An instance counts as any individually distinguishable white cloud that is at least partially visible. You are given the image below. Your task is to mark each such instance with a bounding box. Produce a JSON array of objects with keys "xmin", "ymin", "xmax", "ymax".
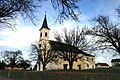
[
  {"xmin": 0, "ymin": 25, "xmax": 40, "ymax": 60},
  {"xmin": 0, "ymin": 26, "xmax": 39, "ymax": 48},
  {"xmin": 50, "ymin": 20, "xmax": 80, "ymax": 40}
]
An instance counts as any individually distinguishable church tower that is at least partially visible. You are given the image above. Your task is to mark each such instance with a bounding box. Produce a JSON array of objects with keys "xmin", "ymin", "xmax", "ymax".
[
  {"xmin": 39, "ymin": 14, "xmax": 50, "ymax": 41},
  {"xmin": 37, "ymin": 14, "xmax": 50, "ymax": 71}
]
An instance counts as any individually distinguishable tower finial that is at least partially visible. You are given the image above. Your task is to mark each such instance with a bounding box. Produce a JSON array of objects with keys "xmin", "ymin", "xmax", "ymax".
[
  {"xmin": 45, "ymin": 11, "xmax": 47, "ymax": 16},
  {"xmin": 39, "ymin": 13, "xmax": 50, "ymax": 31}
]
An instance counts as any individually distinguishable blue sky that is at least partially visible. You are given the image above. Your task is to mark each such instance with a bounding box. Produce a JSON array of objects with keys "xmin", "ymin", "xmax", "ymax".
[{"xmin": 0, "ymin": 0, "xmax": 120, "ymax": 65}]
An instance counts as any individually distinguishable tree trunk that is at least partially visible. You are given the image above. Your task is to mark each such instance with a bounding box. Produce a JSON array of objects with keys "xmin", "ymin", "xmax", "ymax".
[
  {"xmin": 117, "ymin": 47, "xmax": 120, "ymax": 54},
  {"xmin": 69, "ymin": 62, "xmax": 73, "ymax": 70},
  {"xmin": 38, "ymin": 61, "xmax": 40, "ymax": 71},
  {"xmin": 43, "ymin": 64, "xmax": 46, "ymax": 71},
  {"xmin": 11, "ymin": 66, "xmax": 13, "ymax": 70}
]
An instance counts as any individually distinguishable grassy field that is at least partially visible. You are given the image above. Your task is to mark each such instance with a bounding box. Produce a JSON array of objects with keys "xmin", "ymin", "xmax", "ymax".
[{"xmin": 0, "ymin": 67, "xmax": 120, "ymax": 80}]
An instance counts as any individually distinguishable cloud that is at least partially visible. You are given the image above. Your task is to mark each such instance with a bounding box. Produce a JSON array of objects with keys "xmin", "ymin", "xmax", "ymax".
[
  {"xmin": 0, "ymin": 26, "xmax": 39, "ymax": 48},
  {"xmin": 50, "ymin": 20, "xmax": 82, "ymax": 40},
  {"xmin": 0, "ymin": 25, "xmax": 40, "ymax": 60}
]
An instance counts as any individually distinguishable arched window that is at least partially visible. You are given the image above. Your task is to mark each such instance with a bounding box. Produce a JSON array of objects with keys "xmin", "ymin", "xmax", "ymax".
[
  {"xmin": 45, "ymin": 32, "xmax": 47, "ymax": 37},
  {"xmin": 40, "ymin": 33, "xmax": 42, "ymax": 37}
]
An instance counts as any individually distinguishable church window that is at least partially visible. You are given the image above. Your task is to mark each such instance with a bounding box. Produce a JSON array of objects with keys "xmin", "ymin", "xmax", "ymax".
[
  {"xmin": 75, "ymin": 58, "xmax": 77, "ymax": 62},
  {"xmin": 40, "ymin": 33, "xmax": 42, "ymax": 37},
  {"xmin": 45, "ymin": 32, "xmax": 47, "ymax": 37},
  {"xmin": 91, "ymin": 58, "xmax": 94, "ymax": 62},
  {"xmin": 39, "ymin": 44, "xmax": 41, "ymax": 47}
]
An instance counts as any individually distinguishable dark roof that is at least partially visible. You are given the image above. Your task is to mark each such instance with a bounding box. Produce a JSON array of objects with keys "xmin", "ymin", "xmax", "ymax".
[
  {"xmin": 84, "ymin": 53, "xmax": 94, "ymax": 57},
  {"xmin": 111, "ymin": 59, "xmax": 120, "ymax": 62},
  {"xmin": 39, "ymin": 15, "xmax": 50, "ymax": 30},
  {"xmin": 96, "ymin": 63, "xmax": 109, "ymax": 66},
  {"xmin": 49, "ymin": 40, "xmax": 94, "ymax": 57}
]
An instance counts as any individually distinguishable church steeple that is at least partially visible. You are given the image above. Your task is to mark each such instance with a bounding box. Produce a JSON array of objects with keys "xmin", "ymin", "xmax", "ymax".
[
  {"xmin": 39, "ymin": 15, "xmax": 50, "ymax": 31},
  {"xmin": 39, "ymin": 14, "xmax": 50, "ymax": 41},
  {"xmin": 38, "ymin": 14, "xmax": 50, "ymax": 71}
]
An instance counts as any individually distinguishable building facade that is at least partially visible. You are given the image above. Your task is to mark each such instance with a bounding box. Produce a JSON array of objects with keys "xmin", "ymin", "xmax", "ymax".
[
  {"xmin": 37, "ymin": 15, "xmax": 95, "ymax": 71},
  {"xmin": 96, "ymin": 63, "xmax": 109, "ymax": 68},
  {"xmin": 111, "ymin": 59, "xmax": 120, "ymax": 67}
]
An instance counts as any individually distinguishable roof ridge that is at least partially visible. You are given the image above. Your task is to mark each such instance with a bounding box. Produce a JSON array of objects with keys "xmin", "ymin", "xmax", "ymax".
[{"xmin": 49, "ymin": 40, "xmax": 94, "ymax": 57}]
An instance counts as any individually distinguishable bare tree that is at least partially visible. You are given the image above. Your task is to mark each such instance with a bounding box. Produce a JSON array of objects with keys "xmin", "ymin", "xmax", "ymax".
[
  {"xmin": 50, "ymin": 41, "xmax": 79, "ymax": 70},
  {"xmin": 1, "ymin": 50, "xmax": 23, "ymax": 69},
  {"xmin": 29, "ymin": 42, "xmax": 39, "ymax": 62},
  {"xmin": 53, "ymin": 27, "xmax": 91, "ymax": 70},
  {"xmin": 88, "ymin": 15, "xmax": 120, "ymax": 55},
  {"xmin": 50, "ymin": 0, "xmax": 80, "ymax": 23},
  {"xmin": 116, "ymin": 6, "xmax": 120, "ymax": 18},
  {"xmin": 0, "ymin": 61, "xmax": 6, "ymax": 69},
  {"xmin": 54, "ymin": 27, "xmax": 92, "ymax": 52},
  {"xmin": 29, "ymin": 41, "xmax": 57, "ymax": 71},
  {"xmin": 29, "ymin": 41, "xmax": 40, "ymax": 70},
  {"xmin": 0, "ymin": 0, "xmax": 80, "ymax": 29},
  {"xmin": 0, "ymin": 0, "xmax": 39, "ymax": 29}
]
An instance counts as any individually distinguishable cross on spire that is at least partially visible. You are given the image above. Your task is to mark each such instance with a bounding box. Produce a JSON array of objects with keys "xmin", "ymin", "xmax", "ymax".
[
  {"xmin": 39, "ymin": 13, "xmax": 50, "ymax": 30},
  {"xmin": 45, "ymin": 11, "xmax": 47, "ymax": 16}
]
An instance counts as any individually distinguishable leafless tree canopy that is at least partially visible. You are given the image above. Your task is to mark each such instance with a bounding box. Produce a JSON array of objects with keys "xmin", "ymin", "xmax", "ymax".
[
  {"xmin": 116, "ymin": 6, "xmax": 120, "ymax": 18},
  {"xmin": 54, "ymin": 27, "xmax": 92, "ymax": 69},
  {"xmin": 29, "ymin": 41, "xmax": 39, "ymax": 61},
  {"xmin": 29, "ymin": 41, "xmax": 57, "ymax": 71},
  {"xmin": 0, "ymin": 50, "xmax": 23, "ymax": 69},
  {"xmin": 1, "ymin": 50, "xmax": 23, "ymax": 63},
  {"xmin": 51, "ymin": 0, "xmax": 80, "ymax": 23},
  {"xmin": 0, "ymin": 0, "xmax": 39, "ymax": 29},
  {"xmin": 89, "ymin": 15, "xmax": 120, "ymax": 54},
  {"xmin": 0, "ymin": 0, "xmax": 80, "ymax": 29},
  {"xmin": 54, "ymin": 27, "xmax": 91, "ymax": 51}
]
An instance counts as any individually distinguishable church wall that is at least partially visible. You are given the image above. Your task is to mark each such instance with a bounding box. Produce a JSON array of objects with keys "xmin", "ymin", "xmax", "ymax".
[
  {"xmin": 46, "ymin": 55, "xmax": 95, "ymax": 70},
  {"xmin": 38, "ymin": 48, "xmax": 95, "ymax": 71}
]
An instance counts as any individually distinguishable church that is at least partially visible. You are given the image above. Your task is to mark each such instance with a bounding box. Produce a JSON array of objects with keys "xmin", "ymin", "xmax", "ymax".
[{"xmin": 37, "ymin": 15, "xmax": 95, "ymax": 71}]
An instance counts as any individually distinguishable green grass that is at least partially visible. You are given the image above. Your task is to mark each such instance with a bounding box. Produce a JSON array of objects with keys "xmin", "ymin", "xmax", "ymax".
[
  {"xmin": 48, "ymin": 67, "xmax": 120, "ymax": 73},
  {"xmin": 0, "ymin": 67, "xmax": 120, "ymax": 80}
]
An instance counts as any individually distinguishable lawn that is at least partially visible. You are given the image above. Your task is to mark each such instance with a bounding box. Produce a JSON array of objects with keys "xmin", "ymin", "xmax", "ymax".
[{"xmin": 0, "ymin": 67, "xmax": 120, "ymax": 80}]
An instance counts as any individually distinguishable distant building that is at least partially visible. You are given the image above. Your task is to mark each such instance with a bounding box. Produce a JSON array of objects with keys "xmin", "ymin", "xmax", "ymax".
[
  {"xmin": 4, "ymin": 67, "xmax": 20, "ymax": 70},
  {"xmin": 96, "ymin": 63, "xmax": 109, "ymax": 68},
  {"xmin": 111, "ymin": 59, "xmax": 120, "ymax": 67},
  {"xmin": 37, "ymin": 15, "xmax": 95, "ymax": 71}
]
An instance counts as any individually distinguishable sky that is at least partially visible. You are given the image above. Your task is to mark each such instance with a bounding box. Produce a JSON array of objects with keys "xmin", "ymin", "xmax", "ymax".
[{"xmin": 0, "ymin": 0, "xmax": 120, "ymax": 65}]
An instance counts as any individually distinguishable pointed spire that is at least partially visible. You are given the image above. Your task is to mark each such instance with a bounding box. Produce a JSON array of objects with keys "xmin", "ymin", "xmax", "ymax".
[{"xmin": 39, "ymin": 14, "xmax": 50, "ymax": 30}]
